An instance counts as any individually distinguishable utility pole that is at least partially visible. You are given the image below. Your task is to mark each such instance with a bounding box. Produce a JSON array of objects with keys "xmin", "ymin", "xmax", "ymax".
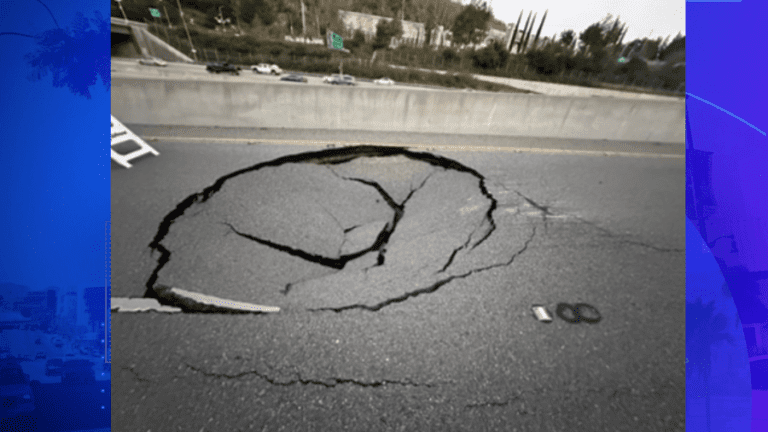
[
  {"xmin": 175, "ymin": 0, "xmax": 198, "ymax": 61},
  {"xmin": 301, "ymin": 0, "xmax": 307, "ymax": 42},
  {"xmin": 115, "ymin": 0, "xmax": 128, "ymax": 21},
  {"xmin": 161, "ymin": 3, "xmax": 173, "ymax": 29}
]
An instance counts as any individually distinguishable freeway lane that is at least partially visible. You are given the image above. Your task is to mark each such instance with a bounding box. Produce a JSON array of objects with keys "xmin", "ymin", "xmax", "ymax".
[
  {"xmin": 112, "ymin": 58, "xmax": 476, "ymax": 93},
  {"xmin": 111, "ymin": 130, "xmax": 684, "ymax": 431}
]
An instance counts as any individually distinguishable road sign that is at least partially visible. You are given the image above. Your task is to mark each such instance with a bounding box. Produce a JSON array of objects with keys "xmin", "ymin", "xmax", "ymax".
[
  {"xmin": 149, "ymin": 8, "xmax": 161, "ymax": 18},
  {"xmin": 328, "ymin": 32, "xmax": 343, "ymax": 50}
]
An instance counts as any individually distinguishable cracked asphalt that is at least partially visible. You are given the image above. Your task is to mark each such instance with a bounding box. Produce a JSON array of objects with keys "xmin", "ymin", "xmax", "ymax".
[{"xmin": 111, "ymin": 128, "xmax": 685, "ymax": 431}]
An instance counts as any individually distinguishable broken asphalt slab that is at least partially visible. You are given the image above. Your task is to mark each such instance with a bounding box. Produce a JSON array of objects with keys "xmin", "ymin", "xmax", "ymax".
[{"xmin": 145, "ymin": 146, "xmax": 533, "ymax": 312}]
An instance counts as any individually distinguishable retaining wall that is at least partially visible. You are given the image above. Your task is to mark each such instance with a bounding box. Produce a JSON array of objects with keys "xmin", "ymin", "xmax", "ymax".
[{"xmin": 111, "ymin": 77, "xmax": 685, "ymax": 143}]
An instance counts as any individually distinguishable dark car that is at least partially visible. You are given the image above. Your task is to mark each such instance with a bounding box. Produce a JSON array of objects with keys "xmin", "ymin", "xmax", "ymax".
[
  {"xmin": 206, "ymin": 62, "xmax": 240, "ymax": 75},
  {"xmin": 0, "ymin": 360, "xmax": 35, "ymax": 418},
  {"xmin": 280, "ymin": 74, "xmax": 308, "ymax": 83}
]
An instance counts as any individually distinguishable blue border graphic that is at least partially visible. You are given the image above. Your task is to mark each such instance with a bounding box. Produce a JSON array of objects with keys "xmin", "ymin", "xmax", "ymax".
[
  {"xmin": 0, "ymin": 1, "xmax": 111, "ymax": 430},
  {"xmin": 687, "ymin": 1, "xmax": 768, "ymax": 431}
]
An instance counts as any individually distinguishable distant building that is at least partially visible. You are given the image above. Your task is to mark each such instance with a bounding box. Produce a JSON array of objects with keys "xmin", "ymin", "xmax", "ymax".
[
  {"xmin": 0, "ymin": 312, "xmax": 31, "ymax": 331},
  {"xmin": 83, "ymin": 287, "xmax": 106, "ymax": 332},
  {"xmin": 0, "ymin": 283, "xmax": 29, "ymax": 309},
  {"xmin": 12, "ymin": 291, "xmax": 53, "ymax": 330},
  {"xmin": 338, "ymin": 10, "xmax": 426, "ymax": 47},
  {"xmin": 59, "ymin": 290, "xmax": 80, "ymax": 327}
]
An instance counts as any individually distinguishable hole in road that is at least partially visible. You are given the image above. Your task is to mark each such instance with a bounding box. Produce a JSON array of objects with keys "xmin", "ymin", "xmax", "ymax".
[{"xmin": 144, "ymin": 146, "xmax": 536, "ymax": 313}]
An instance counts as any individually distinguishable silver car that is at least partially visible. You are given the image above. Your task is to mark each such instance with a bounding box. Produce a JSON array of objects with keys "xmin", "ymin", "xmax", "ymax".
[{"xmin": 327, "ymin": 75, "xmax": 356, "ymax": 86}]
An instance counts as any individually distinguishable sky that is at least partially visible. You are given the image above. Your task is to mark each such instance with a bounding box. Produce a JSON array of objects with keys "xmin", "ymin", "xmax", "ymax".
[
  {"xmin": 0, "ymin": 0, "xmax": 109, "ymax": 291},
  {"xmin": 485, "ymin": 0, "xmax": 685, "ymax": 43}
]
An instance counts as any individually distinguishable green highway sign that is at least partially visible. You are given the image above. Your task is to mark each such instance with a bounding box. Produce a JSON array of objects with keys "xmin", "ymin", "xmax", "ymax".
[
  {"xmin": 330, "ymin": 32, "xmax": 343, "ymax": 50},
  {"xmin": 149, "ymin": 8, "xmax": 161, "ymax": 18}
]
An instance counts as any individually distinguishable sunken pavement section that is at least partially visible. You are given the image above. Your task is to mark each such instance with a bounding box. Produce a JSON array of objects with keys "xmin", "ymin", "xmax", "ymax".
[{"xmin": 143, "ymin": 146, "xmax": 535, "ymax": 313}]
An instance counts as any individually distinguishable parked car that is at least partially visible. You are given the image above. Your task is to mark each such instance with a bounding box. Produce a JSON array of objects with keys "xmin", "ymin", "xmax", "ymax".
[
  {"xmin": 374, "ymin": 77, "xmax": 395, "ymax": 85},
  {"xmin": 326, "ymin": 74, "xmax": 356, "ymax": 86},
  {"xmin": 280, "ymin": 74, "xmax": 308, "ymax": 83},
  {"xmin": 0, "ymin": 359, "xmax": 35, "ymax": 418},
  {"xmin": 206, "ymin": 62, "xmax": 240, "ymax": 75},
  {"xmin": 251, "ymin": 63, "xmax": 282, "ymax": 75},
  {"xmin": 138, "ymin": 56, "xmax": 167, "ymax": 67}
]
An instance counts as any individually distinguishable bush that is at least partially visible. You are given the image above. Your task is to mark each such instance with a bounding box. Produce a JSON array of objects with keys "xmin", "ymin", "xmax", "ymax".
[
  {"xmin": 525, "ymin": 48, "xmax": 565, "ymax": 75},
  {"xmin": 442, "ymin": 48, "xmax": 459, "ymax": 63},
  {"xmin": 614, "ymin": 56, "xmax": 649, "ymax": 81},
  {"xmin": 472, "ymin": 41, "xmax": 509, "ymax": 70},
  {"xmin": 373, "ymin": 19, "xmax": 403, "ymax": 51}
]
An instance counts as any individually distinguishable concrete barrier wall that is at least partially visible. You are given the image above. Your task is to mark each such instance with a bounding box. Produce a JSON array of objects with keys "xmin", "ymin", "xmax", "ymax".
[{"xmin": 111, "ymin": 77, "xmax": 685, "ymax": 143}]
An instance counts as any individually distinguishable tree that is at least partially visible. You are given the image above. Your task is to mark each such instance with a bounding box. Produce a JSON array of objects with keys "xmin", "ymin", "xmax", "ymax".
[
  {"xmin": 560, "ymin": 29, "xmax": 575, "ymax": 47},
  {"xmin": 451, "ymin": 5, "xmax": 491, "ymax": 47},
  {"xmin": 579, "ymin": 23, "xmax": 604, "ymax": 52},
  {"xmin": 520, "ymin": 12, "xmax": 536, "ymax": 54},
  {"xmin": 531, "ymin": 10, "xmax": 547, "ymax": 50},
  {"xmin": 576, "ymin": 15, "xmax": 628, "ymax": 73},
  {"xmin": 472, "ymin": 40, "xmax": 509, "ymax": 70},
  {"xmin": 372, "ymin": 18, "xmax": 402, "ymax": 50},
  {"xmin": 347, "ymin": 28, "xmax": 371, "ymax": 54},
  {"xmin": 518, "ymin": 11, "xmax": 537, "ymax": 54},
  {"xmin": 659, "ymin": 34, "xmax": 685, "ymax": 60},
  {"xmin": 238, "ymin": 0, "xmax": 278, "ymax": 26},
  {"xmin": 579, "ymin": 14, "xmax": 626, "ymax": 53},
  {"xmin": 507, "ymin": 10, "xmax": 523, "ymax": 51}
]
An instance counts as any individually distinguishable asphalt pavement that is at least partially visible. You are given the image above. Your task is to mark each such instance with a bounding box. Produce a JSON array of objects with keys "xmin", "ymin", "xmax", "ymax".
[{"xmin": 111, "ymin": 128, "xmax": 684, "ymax": 431}]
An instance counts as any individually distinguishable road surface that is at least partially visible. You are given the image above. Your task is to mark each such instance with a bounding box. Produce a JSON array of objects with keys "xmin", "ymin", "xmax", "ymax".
[{"xmin": 110, "ymin": 127, "xmax": 684, "ymax": 431}]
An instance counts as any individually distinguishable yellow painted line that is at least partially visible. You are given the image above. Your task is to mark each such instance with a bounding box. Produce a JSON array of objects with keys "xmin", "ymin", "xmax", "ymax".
[{"xmin": 142, "ymin": 136, "xmax": 684, "ymax": 159}]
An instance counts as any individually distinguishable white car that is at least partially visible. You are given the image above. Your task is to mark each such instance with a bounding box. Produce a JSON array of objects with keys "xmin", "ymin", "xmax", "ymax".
[
  {"xmin": 374, "ymin": 77, "xmax": 395, "ymax": 85},
  {"xmin": 325, "ymin": 75, "xmax": 356, "ymax": 86},
  {"xmin": 252, "ymin": 63, "xmax": 282, "ymax": 75}
]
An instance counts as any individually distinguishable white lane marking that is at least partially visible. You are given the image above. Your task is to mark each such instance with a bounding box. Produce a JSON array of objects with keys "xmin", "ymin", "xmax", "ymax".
[{"xmin": 139, "ymin": 136, "xmax": 684, "ymax": 159}]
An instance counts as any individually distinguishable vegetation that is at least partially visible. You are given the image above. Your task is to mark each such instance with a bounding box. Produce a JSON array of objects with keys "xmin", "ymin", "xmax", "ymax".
[
  {"xmin": 372, "ymin": 18, "xmax": 403, "ymax": 50},
  {"xmin": 450, "ymin": 5, "xmax": 491, "ymax": 47},
  {"xmin": 471, "ymin": 41, "xmax": 509, "ymax": 70},
  {"xmin": 123, "ymin": 0, "xmax": 684, "ymax": 95}
]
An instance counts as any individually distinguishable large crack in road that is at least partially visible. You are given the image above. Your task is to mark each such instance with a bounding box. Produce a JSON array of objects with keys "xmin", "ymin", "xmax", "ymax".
[{"xmin": 144, "ymin": 146, "xmax": 535, "ymax": 313}]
